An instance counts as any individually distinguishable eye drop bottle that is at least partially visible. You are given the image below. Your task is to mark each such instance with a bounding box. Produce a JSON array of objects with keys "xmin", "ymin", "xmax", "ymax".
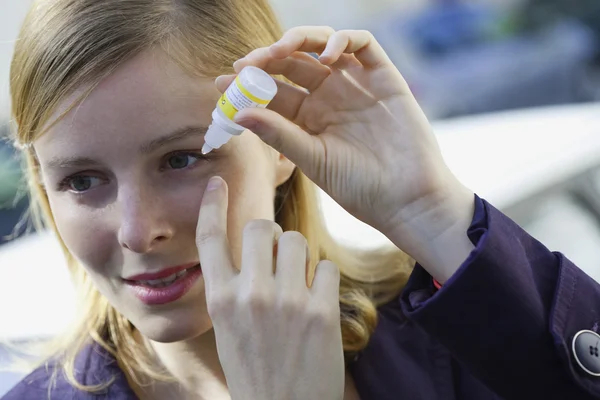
[{"xmin": 202, "ymin": 66, "xmax": 278, "ymax": 154}]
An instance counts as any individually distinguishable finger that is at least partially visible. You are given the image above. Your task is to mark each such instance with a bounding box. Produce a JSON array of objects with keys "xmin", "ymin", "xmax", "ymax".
[
  {"xmin": 241, "ymin": 220, "xmax": 283, "ymax": 280},
  {"xmin": 329, "ymin": 53, "xmax": 362, "ymax": 70},
  {"xmin": 234, "ymin": 48, "xmax": 330, "ymax": 92},
  {"xmin": 319, "ymin": 29, "xmax": 393, "ymax": 69},
  {"xmin": 215, "ymin": 74, "xmax": 236, "ymax": 93},
  {"xmin": 269, "ymin": 26, "xmax": 336, "ymax": 59},
  {"xmin": 275, "ymin": 231, "xmax": 310, "ymax": 291},
  {"xmin": 268, "ymin": 80, "xmax": 309, "ymax": 122},
  {"xmin": 310, "ymin": 260, "xmax": 340, "ymax": 304},
  {"xmin": 196, "ymin": 176, "xmax": 236, "ymax": 291},
  {"xmin": 233, "ymin": 107, "xmax": 323, "ymax": 179}
]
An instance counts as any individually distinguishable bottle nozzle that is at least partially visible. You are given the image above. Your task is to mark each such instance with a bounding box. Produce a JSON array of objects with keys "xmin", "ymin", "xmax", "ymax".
[{"xmin": 201, "ymin": 143, "xmax": 213, "ymax": 155}]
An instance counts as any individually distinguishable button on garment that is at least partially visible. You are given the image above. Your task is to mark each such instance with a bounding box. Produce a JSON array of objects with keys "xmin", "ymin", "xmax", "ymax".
[{"xmin": 573, "ymin": 330, "xmax": 600, "ymax": 376}]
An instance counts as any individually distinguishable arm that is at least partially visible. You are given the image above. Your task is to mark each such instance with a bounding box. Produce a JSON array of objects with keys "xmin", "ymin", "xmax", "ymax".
[
  {"xmin": 225, "ymin": 27, "xmax": 599, "ymax": 397},
  {"xmin": 398, "ymin": 194, "xmax": 600, "ymax": 399}
]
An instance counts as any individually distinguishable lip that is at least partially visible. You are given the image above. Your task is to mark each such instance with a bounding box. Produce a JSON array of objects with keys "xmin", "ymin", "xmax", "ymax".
[
  {"xmin": 124, "ymin": 262, "xmax": 199, "ymax": 281},
  {"xmin": 124, "ymin": 264, "xmax": 202, "ymax": 305}
]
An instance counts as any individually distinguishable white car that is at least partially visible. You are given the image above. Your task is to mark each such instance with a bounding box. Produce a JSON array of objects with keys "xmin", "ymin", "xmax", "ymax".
[
  {"xmin": 321, "ymin": 102, "xmax": 600, "ymax": 283},
  {"xmin": 1, "ymin": 102, "xmax": 600, "ymax": 395}
]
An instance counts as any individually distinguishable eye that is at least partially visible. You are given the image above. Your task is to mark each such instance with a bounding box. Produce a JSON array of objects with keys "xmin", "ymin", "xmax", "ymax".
[
  {"xmin": 165, "ymin": 152, "xmax": 205, "ymax": 170},
  {"xmin": 58, "ymin": 175, "xmax": 105, "ymax": 193}
]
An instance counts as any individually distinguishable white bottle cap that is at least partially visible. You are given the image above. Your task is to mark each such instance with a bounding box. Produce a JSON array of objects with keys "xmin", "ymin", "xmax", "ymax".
[{"xmin": 238, "ymin": 66, "xmax": 278, "ymax": 101}]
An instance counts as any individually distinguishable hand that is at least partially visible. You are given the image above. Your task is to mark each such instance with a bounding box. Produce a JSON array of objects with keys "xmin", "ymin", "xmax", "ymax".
[
  {"xmin": 196, "ymin": 176, "xmax": 345, "ymax": 400},
  {"xmin": 219, "ymin": 26, "xmax": 476, "ymax": 281}
]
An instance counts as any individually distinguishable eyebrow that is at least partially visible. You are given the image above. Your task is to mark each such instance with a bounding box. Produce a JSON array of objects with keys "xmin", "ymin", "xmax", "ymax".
[
  {"xmin": 46, "ymin": 126, "xmax": 208, "ymax": 169},
  {"xmin": 139, "ymin": 126, "xmax": 208, "ymax": 154}
]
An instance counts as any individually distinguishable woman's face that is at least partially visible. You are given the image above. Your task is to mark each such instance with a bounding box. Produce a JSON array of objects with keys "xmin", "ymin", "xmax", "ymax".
[{"xmin": 34, "ymin": 49, "xmax": 294, "ymax": 342}]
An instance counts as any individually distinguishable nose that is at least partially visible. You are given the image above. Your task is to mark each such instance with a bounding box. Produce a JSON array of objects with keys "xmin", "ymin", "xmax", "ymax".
[{"xmin": 117, "ymin": 187, "xmax": 174, "ymax": 254}]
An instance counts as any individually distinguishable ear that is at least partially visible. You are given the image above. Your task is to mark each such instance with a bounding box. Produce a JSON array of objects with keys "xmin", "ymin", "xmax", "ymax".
[{"xmin": 274, "ymin": 152, "xmax": 296, "ymax": 187}]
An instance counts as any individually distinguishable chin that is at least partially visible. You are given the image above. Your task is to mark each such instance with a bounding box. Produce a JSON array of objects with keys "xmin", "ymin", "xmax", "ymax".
[
  {"xmin": 129, "ymin": 302, "xmax": 213, "ymax": 343},
  {"xmin": 132, "ymin": 315, "xmax": 212, "ymax": 343}
]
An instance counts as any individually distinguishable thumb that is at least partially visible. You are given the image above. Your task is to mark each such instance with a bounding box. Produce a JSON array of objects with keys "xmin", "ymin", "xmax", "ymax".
[{"xmin": 234, "ymin": 107, "xmax": 323, "ymax": 178}]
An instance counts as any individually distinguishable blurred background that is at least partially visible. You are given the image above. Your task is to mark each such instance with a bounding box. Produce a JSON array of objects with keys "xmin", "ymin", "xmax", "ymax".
[{"xmin": 1, "ymin": 0, "xmax": 600, "ymax": 395}]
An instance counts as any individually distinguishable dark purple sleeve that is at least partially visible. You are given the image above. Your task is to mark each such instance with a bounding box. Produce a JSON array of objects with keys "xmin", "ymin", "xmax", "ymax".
[{"xmin": 401, "ymin": 195, "xmax": 600, "ymax": 399}]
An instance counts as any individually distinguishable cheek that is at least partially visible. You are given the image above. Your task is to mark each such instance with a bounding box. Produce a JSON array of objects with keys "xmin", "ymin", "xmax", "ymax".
[
  {"xmin": 47, "ymin": 195, "xmax": 116, "ymax": 272},
  {"xmin": 164, "ymin": 182, "xmax": 205, "ymax": 234}
]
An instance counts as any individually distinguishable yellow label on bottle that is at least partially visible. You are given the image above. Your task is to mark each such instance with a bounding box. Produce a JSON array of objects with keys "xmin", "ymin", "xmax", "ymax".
[
  {"xmin": 217, "ymin": 76, "xmax": 270, "ymax": 121},
  {"xmin": 218, "ymin": 91, "xmax": 238, "ymax": 120}
]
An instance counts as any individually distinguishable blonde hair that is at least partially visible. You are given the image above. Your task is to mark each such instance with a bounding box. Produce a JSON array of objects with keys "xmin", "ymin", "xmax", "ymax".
[{"xmin": 9, "ymin": 0, "xmax": 413, "ymax": 393}]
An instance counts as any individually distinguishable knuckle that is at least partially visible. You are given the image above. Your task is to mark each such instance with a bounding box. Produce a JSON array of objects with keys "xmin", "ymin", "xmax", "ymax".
[
  {"xmin": 278, "ymin": 296, "xmax": 302, "ymax": 314},
  {"xmin": 333, "ymin": 29, "xmax": 349, "ymax": 38},
  {"xmin": 322, "ymin": 26, "xmax": 336, "ymax": 35},
  {"xmin": 284, "ymin": 26, "xmax": 304, "ymax": 38},
  {"xmin": 358, "ymin": 29, "xmax": 374, "ymax": 38},
  {"xmin": 286, "ymin": 25, "xmax": 335, "ymax": 36},
  {"xmin": 364, "ymin": 31, "xmax": 376, "ymax": 44},
  {"xmin": 338, "ymin": 29, "xmax": 373, "ymax": 45},
  {"xmin": 246, "ymin": 46, "xmax": 269, "ymax": 61},
  {"xmin": 307, "ymin": 306, "xmax": 338, "ymax": 329},
  {"xmin": 206, "ymin": 291, "xmax": 236, "ymax": 317},
  {"xmin": 242, "ymin": 289, "xmax": 273, "ymax": 314}
]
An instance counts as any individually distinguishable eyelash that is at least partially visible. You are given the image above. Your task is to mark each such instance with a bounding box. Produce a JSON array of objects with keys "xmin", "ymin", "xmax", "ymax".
[
  {"xmin": 56, "ymin": 151, "xmax": 209, "ymax": 193},
  {"xmin": 158, "ymin": 151, "xmax": 209, "ymax": 172}
]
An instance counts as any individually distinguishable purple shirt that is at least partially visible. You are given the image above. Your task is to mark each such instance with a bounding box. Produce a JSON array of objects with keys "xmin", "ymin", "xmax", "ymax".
[{"xmin": 4, "ymin": 195, "xmax": 600, "ymax": 399}]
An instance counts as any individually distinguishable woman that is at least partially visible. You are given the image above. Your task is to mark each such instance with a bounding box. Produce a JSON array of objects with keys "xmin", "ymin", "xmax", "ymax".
[{"xmin": 4, "ymin": 0, "xmax": 600, "ymax": 399}]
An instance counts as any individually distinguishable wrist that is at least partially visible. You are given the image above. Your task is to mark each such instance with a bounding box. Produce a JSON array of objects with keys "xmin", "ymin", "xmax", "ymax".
[{"xmin": 386, "ymin": 183, "xmax": 476, "ymax": 283}]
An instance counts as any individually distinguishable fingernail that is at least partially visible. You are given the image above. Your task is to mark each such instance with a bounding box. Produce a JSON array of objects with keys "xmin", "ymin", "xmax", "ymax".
[
  {"xmin": 319, "ymin": 52, "xmax": 331, "ymax": 63},
  {"xmin": 233, "ymin": 58, "xmax": 244, "ymax": 69},
  {"xmin": 206, "ymin": 176, "xmax": 222, "ymax": 191}
]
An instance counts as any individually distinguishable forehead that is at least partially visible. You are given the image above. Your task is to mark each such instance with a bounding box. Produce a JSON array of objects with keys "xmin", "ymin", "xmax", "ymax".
[{"xmin": 35, "ymin": 48, "xmax": 219, "ymax": 155}]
